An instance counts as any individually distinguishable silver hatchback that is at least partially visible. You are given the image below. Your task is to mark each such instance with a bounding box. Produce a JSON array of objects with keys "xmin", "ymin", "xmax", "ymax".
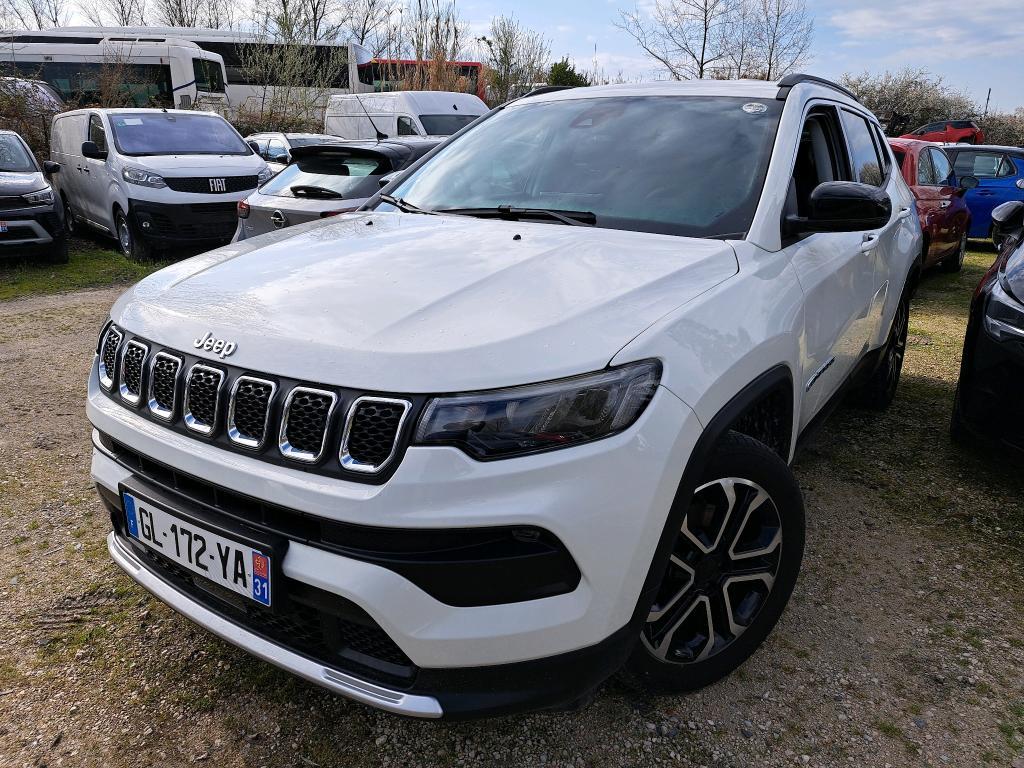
[{"xmin": 233, "ymin": 138, "xmax": 441, "ymax": 241}]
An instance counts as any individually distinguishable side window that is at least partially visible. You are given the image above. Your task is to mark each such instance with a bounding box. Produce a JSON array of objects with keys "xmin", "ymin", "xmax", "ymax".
[
  {"xmin": 955, "ymin": 151, "xmax": 1013, "ymax": 178},
  {"xmin": 788, "ymin": 107, "xmax": 848, "ymax": 217},
  {"xmin": 88, "ymin": 114, "xmax": 106, "ymax": 152},
  {"xmin": 267, "ymin": 139, "xmax": 287, "ymax": 160},
  {"xmin": 840, "ymin": 109, "xmax": 884, "ymax": 186},
  {"xmin": 997, "ymin": 155, "xmax": 1017, "ymax": 178},
  {"xmin": 916, "ymin": 148, "xmax": 937, "ymax": 186},
  {"xmin": 869, "ymin": 123, "xmax": 892, "ymax": 178},
  {"xmin": 397, "ymin": 116, "xmax": 419, "ymax": 136},
  {"xmin": 930, "ymin": 148, "xmax": 953, "ymax": 186}
]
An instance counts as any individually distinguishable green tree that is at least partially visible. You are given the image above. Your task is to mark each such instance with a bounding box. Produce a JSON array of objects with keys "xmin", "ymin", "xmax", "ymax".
[{"xmin": 547, "ymin": 57, "xmax": 590, "ymax": 87}]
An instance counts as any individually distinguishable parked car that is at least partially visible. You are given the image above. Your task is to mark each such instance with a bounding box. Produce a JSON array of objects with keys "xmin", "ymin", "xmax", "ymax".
[
  {"xmin": 244, "ymin": 132, "xmax": 347, "ymax": 175},
  {"xmin": 51, "ymin": 108, "xmax": 272, "ymax": 259},
  {"xmin": 951, "ymin": 200, "xmax": 1024, "ymax": 452},
  {"xmin": 324, "ymin": 91, "xmax": 486, "ymax": 140},
  {"xmin": 900, "ymin": 119, "xmax": 984, "ymax": 145},
  {"xmin": 943, "ymin": 144, "xmax": 1024, "ymax": 242},
  {"xmin": 0, "ymin": 128, "xmax": 67, "ymax": 262},
  {"xmin": 888, "ymin": 138, "xmax": 972, "ymax": 272},
  {"xmin": 88, "ymin": 75, "xmax": 921, "ymax": 719},
  {"xmin": 234, "ymin": 137, "xmax": 441, "ymax": 241}
]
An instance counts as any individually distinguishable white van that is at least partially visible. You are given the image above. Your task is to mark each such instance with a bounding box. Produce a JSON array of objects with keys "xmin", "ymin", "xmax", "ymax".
[
  {"xmin": 324, "ymin": 91, "xmax": 487, "ymax": 140},
  {"xmin": 51, "ymin": 108, "xmax": 271, "ymax": 259}
]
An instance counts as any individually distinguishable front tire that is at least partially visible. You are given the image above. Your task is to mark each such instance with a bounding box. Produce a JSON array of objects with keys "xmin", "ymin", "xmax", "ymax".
[
  {"xmin": 942, "ymin": 232, "xmax": 967, "ymax": 273},
  {"xmin": 114, "ymin": 208, "xmax": 152, "ymax": 262},
  {"xmin": 627, "ymin": 431, "xmax": 805, "ymax": 692}
]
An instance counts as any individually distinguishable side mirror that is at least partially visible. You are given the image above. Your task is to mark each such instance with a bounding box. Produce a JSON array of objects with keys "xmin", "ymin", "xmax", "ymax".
[
  {"xmin": 960, "ymin": 175, "xmax": 980, "ymax": 190},
  {"xmin": 81, "ymin": 141, "xmax": 106, "ymax": 160},
  {"xmin": 273, "ymin": 154, "xmax": 289, "ymax": 164},
  {"xmin": 378, "ymin": 171, "xmax": 400, "ymax": 189},
  {"xmin": 1016, "ymin": 179, "xmax": 1024, "ymax": 191},
  {"xmin": 785, "ymin": 181, "xmax": 893, "ymax": 236},
  {"xmin": 992, "ymin": 200, "xmax": 1024, "ymax": 244},
  {"xmin": 42, "ymin": 160, "xmax": 60, "ymax": 174},
  {"xmin": 246, "ymin": 141, "xmax": 260, "ymax": 153}
]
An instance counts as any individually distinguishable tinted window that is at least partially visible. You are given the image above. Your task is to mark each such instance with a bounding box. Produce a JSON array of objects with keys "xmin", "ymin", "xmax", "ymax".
[
  {"xmin": 397, "ymin": 116, "xmax": 419, "ymax": 136},
  {"xmin": 418, "ymin": 114, "xmax": 482, "ymax": 136},
  {"xmin": 916, "ymin": 148, "xmax": 936, "ymax": 185},
  {"xmin": 870, "ymin": 123, "xmax": 892, "ymax": 177},
  {"xmin": 192, "ymin": 58, "xmax": 225, "ymax": 94},
  {"xmin": 953, "ymin": 151, "xmax": 1016, "ymax": 178},
  {"xmin": 391, "ymin": 96, "xmax": 784, "ymax": 239},
  {"xmin": 10, "ymin": 61, "xmax": 173, "ymax": 107},
  {"xmin": 930, "ymin": 148, "xmax": 953, "ymax": 185},
  {"xmin": 951, "ymin": 121, "xmax": 975, "ymax": 129},
  {"xmin": 259, "ymin": 154, "xmax": 387, "ymax": 199},
  {"xmin": 89, "ymin": 114, "xmax": 106, "ymax": 152},
  {"xmin": 840, "ymin": 110, "xmax": 884, "ymax": 186},
  {"xmin": 0, "ymin": 133, "xmax": 36, "ymax": 172},
  {"xmin": 108, "ymin": 113, "xmax": 249, "ymax": 156}
]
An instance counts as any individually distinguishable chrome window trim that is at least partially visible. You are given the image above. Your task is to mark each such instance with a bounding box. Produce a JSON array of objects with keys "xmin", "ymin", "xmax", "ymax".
[
  {"xmin": 147, "ymin": 351, "xmax": 183, "ymax": 422},
  {"xmin": 183, "ymin": 363, "xmax": 225, "ymax": 436},
  {"xmin": 278, "ymin": 386, "xmax": 337, "ymax": 463},
  {"xmin": 98, "ymin": 325, "xmax": 123, "ymax": 391},
  {"xmin": 227, "ymin": 375, "xmax": 277, "ymax": 450},
  {"xmin": 339, "ymin": 396, "xmax": 412, "ymax": 474},
  {"xmin": 118, "ymin": 340, "xmax": 149, "ymax": 406}
]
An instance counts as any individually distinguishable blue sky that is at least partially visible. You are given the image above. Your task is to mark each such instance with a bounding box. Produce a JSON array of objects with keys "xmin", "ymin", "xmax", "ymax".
[{"xmin": 460, "ymin": 0, "xmax": 1024, "ymax": 111}]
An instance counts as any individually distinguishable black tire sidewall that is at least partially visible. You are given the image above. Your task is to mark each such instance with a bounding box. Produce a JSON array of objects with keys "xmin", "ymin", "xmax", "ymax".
[{"xmin": 626, "ymin": 432, "xmax": 805, "ymax": 692}]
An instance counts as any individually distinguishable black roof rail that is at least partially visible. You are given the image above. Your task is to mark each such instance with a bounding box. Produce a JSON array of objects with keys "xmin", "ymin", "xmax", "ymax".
[
  {"xmin": 520, "ymin": 85, "xmax": 576, "ymax": 99},
  {"xmin": 776, "ymin": 73, "xmax": 859, "ymax": 103}
]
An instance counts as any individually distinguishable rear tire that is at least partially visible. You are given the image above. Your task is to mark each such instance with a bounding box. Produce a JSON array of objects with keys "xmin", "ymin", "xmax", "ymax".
[
  {"xmin": 941, "ymin": 232, "xmax": 967, "ymax": 273},
  {"xmin": 856, "ymin": 283, "xmax": 910, "ymax": 410},
  {"xmin": 626, "ymin": 431, "xmax": 805, "ymax": 692},
  {"xmin": 114, "ymin": 208, "xmax": 152, "ymax": 262}
]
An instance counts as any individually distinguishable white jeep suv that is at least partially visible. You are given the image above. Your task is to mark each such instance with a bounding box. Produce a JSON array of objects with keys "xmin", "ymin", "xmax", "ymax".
[{"xmin": 87, "ymin": 76, "xmax": 921, "ymax": 719}]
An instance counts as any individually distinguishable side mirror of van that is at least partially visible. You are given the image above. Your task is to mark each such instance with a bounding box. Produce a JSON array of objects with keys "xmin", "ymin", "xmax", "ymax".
[
  {"xmin": 42, "ymin": 160, "xmax": 60, "ymax": 174},
  {"xmin": 81, "ymin": 141, "xmax": 107, "ymax": 160}
]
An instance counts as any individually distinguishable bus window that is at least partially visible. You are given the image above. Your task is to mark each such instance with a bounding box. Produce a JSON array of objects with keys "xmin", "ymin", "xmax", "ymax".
[{"xmin": 192, "ymin": 58, "xmax": 225, "ymax": 94}]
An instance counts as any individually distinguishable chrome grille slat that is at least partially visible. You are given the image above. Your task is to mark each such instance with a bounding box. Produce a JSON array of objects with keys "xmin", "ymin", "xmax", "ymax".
[
  {"xmin": 279, "ymin": 387, "xmax": 337, "ymax": 463},
  {"xmin": 228, "ymin": 376, "xmax": 277, "ymax": 449},
  {"xmin": 340, "ymin": 397, "xmax": 411, "ymax": 474},
  {"xmin": 184, "ymin": 364, "xmax": 225, "ymax": 435},
  {"xmin": 148, "ymin": 352, "xmax": 182, "ymax": 421},
  {"xmin": 118, "ymin": 340, "xmax": 149, "ymax": 405},
  {"xmin": 98, "ymin": 325, "xmax": 123, "ymax": 391}
]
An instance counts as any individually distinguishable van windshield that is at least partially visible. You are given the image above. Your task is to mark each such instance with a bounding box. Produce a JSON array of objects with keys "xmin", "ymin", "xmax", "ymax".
[
  {"xmin": 418, "ymin": 113, "xmax": 481, "ymax": 135},
  {"xmin": 108, "ymin": 113, "xmax": 250, "ymax": 156},
  {"xmin": 388, "ymin": 95, "xmax": 783, "ymax": 239}
]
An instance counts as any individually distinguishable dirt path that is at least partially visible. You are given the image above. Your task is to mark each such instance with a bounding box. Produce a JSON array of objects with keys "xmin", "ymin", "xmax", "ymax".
[{"xmin": 1, "ymin": 279, "xmax": 1021, "ymax": 768}]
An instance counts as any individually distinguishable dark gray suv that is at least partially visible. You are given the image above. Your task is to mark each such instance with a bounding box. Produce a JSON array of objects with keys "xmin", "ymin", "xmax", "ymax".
[{"xmin": 0, "ymin": 129, "xmax": 67, "ymax": 262}]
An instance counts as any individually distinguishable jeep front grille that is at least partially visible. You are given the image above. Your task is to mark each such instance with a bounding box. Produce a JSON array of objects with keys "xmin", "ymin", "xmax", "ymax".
[{"xmin": 96, "ymin": 331, "xmax": 415, "ymax": 482}]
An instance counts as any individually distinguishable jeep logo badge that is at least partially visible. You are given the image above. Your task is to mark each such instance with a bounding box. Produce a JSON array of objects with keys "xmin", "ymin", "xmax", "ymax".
[
  {"xmin": 209, "ymin": 178, "xmax": 227, "ymax": 192},
  {"xmin": 193, "ymin": 331, "xmax": 236, "ymax": 358}
]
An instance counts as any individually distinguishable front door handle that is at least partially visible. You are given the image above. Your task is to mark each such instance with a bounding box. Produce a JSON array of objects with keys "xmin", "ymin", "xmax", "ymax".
[
  {"xmin": 939, "ymin": 200, "xmax": 951, "ymax": 209},
  {"xmin": 860, "ymin": 233, "xmax": 880, "ymax": 253}
]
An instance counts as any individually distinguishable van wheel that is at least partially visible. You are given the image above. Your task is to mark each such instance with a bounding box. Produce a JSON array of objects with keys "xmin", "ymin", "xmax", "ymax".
[
  {"xmin": 626, "ymin": 431, "xmax": 805, "ymax": 692},
  {"xmin": 62, "ymin": 196, "xmax": 76, "ymax": 236},
  {"xmin": 114, "ymin": 208, "xmax": 152, "ymax": 262},
  {"xmin": 942, "ymin": 232, "xmax": 967, "ymax": 273}
]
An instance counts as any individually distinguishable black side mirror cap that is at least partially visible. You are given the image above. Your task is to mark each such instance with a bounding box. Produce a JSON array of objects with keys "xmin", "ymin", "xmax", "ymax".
[
  {"xmin": 81, "ymin": 141, "xmax": 107, "ymax": 160},
  {"xmin": 959, "ymin": 174, "xmax": 979, "ymax": 190},
  {"xmin": 378, "ymin": 171, "xmax": 400, "ymax": 189},
  {"xmin": 42, "ymin": 160, "xmax": 60, "ymax": 174},
  {"xmin": 785, "ymin": 181, "xmax": 893, "ymax": 236},
  {"xmin": 273, "ymin": 154, "xmax": 289, "ymax": 164}
]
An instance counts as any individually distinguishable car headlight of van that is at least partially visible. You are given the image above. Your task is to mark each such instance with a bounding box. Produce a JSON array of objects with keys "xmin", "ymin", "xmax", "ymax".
[
  {"xmin": 257, "ymin": 166, "xmax": 274, "ymax": 185},
  {"xmin": 984, "ymin": 280, "xmax": 1024, "ymax": 342},
  {"xmin": 22, "ymin": 186, "xmax": 53, "ymax": 205},
  {"xmin": 122, "ymin": 167, "xmax": 167, "ymax": 188},
  {"xmin": 414, "ymin": 360, "xmax": 661, "ymax": 459}
]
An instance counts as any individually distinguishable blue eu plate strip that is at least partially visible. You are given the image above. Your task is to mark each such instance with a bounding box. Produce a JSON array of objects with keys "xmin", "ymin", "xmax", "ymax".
[{"xmin": 123, "ymin": 494, "xmax": 139, "ymax": 538}]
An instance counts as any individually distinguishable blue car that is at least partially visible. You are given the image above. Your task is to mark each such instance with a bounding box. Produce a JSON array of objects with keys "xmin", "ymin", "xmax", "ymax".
[{"xmin": 945, "ymin": 144, "xmax": 1024, "ymax": 239}]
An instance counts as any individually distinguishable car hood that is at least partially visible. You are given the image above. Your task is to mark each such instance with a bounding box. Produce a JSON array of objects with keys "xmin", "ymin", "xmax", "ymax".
[
  {"xmin": 112, "ymin": 213, "xmax": 738, "ymax": 392},
  {"xmin": 0, "ymin": 170, "xmax": 46, "ymax": 196},
  {"xmin": 127, "ymin": 154, "xmax": 267, "ymax": 175}
]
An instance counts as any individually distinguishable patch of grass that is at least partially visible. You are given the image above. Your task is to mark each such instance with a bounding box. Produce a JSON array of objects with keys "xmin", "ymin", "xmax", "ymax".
[
  {"xmin": 874, "ymin": 719, "xmax": 902, "ymax": 739},
  {"xmin": 0, "ymin": 238, "xmax": 170, "ymax": 301}
]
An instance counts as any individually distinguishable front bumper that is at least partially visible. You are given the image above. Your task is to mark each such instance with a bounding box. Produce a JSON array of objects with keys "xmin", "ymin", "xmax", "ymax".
[
  {"xmin": 0, "ymin": 203, "xmax": 64, "ymax": 250},
  {"xmin": 129, "ymin": 199, "xmax": 239, "ymax": 246},
  {"xmin": 89, "ymin": 362, "xmax": 701, "ymax": 716}
]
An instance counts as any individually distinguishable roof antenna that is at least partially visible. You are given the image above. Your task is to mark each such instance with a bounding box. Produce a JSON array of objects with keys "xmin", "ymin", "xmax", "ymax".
[{"xmin": 354, "ymin": 93, "xmax": 386, "ymax": 142}]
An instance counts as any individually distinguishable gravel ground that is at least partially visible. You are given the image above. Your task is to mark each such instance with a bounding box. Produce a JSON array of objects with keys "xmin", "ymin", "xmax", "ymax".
[{"xmin": 1, "ymin": 260, "xmax": 1022, "ymax": 768}]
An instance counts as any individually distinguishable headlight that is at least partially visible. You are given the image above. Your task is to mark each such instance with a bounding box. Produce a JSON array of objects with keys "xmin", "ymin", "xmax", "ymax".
[
  {"xmin": 122, "ymin": 167, "xmax": 167, "ymax": 188},
  {"xmin": 22, "ymin": 186, "xmax": 53, "ymax": 205},
  {"xmin": 257, "ymin": 166, "xmax": 273, "ymax": 185},
  {"xmin": 414, "ymin": 360, "xmax": 661, "ymax": 459},
  {"xmin": 984, "ymin": 280, "xmax": 1024, "ymax": 342}
]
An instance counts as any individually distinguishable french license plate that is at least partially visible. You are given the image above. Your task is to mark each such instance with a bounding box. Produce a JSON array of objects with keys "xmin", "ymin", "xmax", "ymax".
[
  {"xmin": 0, "ymin": 222, "xmax": 7, "ymax": 233},
  {"xmin": 122, "ymin": 491, "xmax": 272, "ymax": 606}
]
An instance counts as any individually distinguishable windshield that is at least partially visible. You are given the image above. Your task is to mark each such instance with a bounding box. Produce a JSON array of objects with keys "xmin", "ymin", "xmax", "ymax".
[
  {"xmin": 389, "ymin": 96, "xmax": 783, "ymax": 238},
  {"xmin": 418, "ymin": 113, "xmax": 481, "ymax": 135},
  {"xmin": 259, "ymin": 153, "xmax": 388, "ymax": 199},
  {"xmin": 192, "ymin": 58, "xmax": 225, "ymax": 94},
  {"xmin": 109, "ymin": 113, "xmax": 250, "ymax": 156},
  {"xmin": 0, "ymin": 133, "xmax": 36, "ymax": 172}
]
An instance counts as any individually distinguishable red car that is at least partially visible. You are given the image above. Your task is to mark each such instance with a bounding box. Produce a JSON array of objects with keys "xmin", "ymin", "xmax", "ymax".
[
  {"xmin": 900, "ymin": 119, "xmax": 984, "ymax": 145},
  {"xmin": 889, "ymin": 138, "xmax": 971, "ymax": 272}
]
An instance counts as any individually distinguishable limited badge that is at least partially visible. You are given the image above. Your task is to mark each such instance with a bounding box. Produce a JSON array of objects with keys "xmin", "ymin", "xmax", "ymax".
[{"xmin": 742, "ymin": 102, "xmax": 768, "ymax": 114}]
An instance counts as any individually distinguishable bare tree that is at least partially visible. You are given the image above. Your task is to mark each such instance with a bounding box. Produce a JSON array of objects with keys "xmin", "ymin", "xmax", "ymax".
[
  {"xmin": 152, "ymin": 0, "xmax": 233, "ymax": 28},
  {"xmin": 0, "ymin": 0, "xmax": 71, "ymax": 28},
  {"xmin": 720, "ymin": 0, "xmax": 757, "ymax": 78},
  {"xmin": 616, "ymin": 0, "xmax": 734, "ymax": 80},
  {"xmin": 478, "ymin": 14, "xmax": 550, "ymax": 103},
  {"xmin": 752, "ymin": 0, "xmax": 811, "ymax": 81},
  {"xmin": 78, "ymin": 0, "xmax": 146, "ymax": 26},
  {"xmin": 344, "ymin": 0, "xmax": 399, "ymax": 56}
]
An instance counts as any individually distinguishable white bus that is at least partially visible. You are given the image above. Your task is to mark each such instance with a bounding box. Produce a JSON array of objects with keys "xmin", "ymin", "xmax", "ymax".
[
  {"xmin": 0, "ymin": 29, "xmax": 229, "ymax": 110},
  {"xmin": 1, "ymin": 27, "xmax": 376, "ymax": 111}
]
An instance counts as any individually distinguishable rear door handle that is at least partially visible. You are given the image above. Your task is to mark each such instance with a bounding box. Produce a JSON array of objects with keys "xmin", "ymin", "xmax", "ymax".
[
  {"xmin": 896, "ymin": 207, "xmax": 912, "ymax": 220},
  {"xmin": 939, "ymin": 201, "xmax": 951, "ymax": 209}
]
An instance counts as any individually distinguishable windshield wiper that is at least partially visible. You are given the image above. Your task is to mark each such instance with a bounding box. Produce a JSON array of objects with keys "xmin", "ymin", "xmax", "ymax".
[
  {"xmin": 290, "ymin": 185, "xmax": 343, "ymax": 199},
  {"xmin": 435, "ymin": 205, "xmax": 596, "ymax": 227},
  {"xmin": 379, "ymin": 193, "xmax": 438, "ymax": 215}
]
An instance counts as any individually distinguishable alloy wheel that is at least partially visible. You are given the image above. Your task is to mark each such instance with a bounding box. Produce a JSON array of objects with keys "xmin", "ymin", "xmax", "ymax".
[
  {"xmin": 642, "ymin": 477, "xmax": 782, "ymax": 664},
  {"xmin": 117, "ymin": 214, "xmax": 132, "ymax": 257},
  {"xmin": 885, "ymin": 298, "xmax": 909, "ymax": 394}
]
